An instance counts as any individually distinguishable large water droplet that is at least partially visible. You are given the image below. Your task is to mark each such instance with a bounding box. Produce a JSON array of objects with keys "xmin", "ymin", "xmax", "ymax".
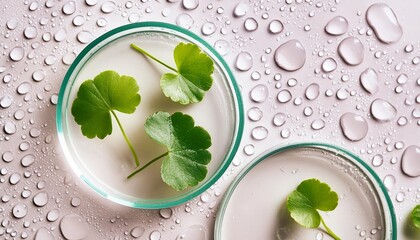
[
  {"xmin": 370, "ymin": 99, "xmax": 397, "ymax": 122},
  {"xmin": 401, "ymin": 145, "xmax": 420, "ymax": 177},
  {"xmin": 47, "ymin": 209, "xmax": 60, "ymax": 222},
  {"xmin": 131, "ymin": 226, "xmax": 145, "ymax": 238},
  {"xmin": 101, "ymin": 1, "xmax": 116, "ymax": 13},
  {"xmin": 12, "ymin": 203, "xmax": 28, "ymax": 219},
  {"xmin": 325, "ymin": 16, "xmax": 348, "ymax": 35},
  {"xmin": 244, "ymin": 18, "xmax": 258, "ymax": 31},
  {"xmin": 250, "ymin": 84, "xmax": 268, "ymax": 103},
  {"xmin": 268, "ymin": 20, "xmax": 284, "ymax": 34},
  {"xmin": 34, "ymin": 228, "xmax": 54, "ymax": 240},
  {"xmin": 4, "ymin": 121, "xmax": 17, "ymax": 135},
  {"xmin": 85, "ymin": 0, "xmax": 98, "ymax": 6},
  {"xmin": 54, "ymin": 28, "xmax": 67, "ymax": 42},
  {"xmin": 60, "ymin": 214, "xmax": 90, "ymax": 239},
  {"xmin": 340, "ymin": 113, "xmax": 368, "ymax": 141},
  {"xmin": 2, "ymin": 151, "xmax": 14, "ymax": 163},
  {"xmin": 77, "ymin": 30, "xmax": 94, "ymax": 44},
  {"xmin": 201, "ymin": 22, "xmax": 216, "ymax": 36},
  {"xmin": 17, "ymin": 82, "xmax": 32, "ymax": 94},
  {"xmin": 7, "ymin": 18, "xmax": 18, "ymax": 30},
  {"xmin": 182, "ymin": 0, "xmax": 199, "ymax": 10},
  {"xmin": 247, "ymin": 107, "xmax": 263, "ymax": 121},
  {"xmin": 338, "ymin": 37, "xmax": 364, "ymax": 66},
  {"xmin": 33, "ymin": 191, "xmax": 49, "ymax": 207},
  {"xmin": 274, "ymin": 40, "xmax": 306, "ymax": 71},
  {"xmin": 32, "ymin": 69, "xmax": 46, "ymax": 82},
  {"xmin": 235, "ymin": 52, "xmax": 253, "ymax": 71},
  {"xmin": 360, "ymin": 68, "xmax": 379, "ymax": 94},
  {"xmin": 21, "ymin": 154, "xmax": 35, "ymax": 167},
  {"xmin": 149, "ymin": 230, "xmax": 161, "ymax": 240},
  {"xmin": 176, "ymin": 225, "xmax": 206, "ymax": 240},
  {"xmin": 72, "ymin": 15, "xmax": 85, "ymax": 26},
  {"xmin": 321, "ymin": 58, "xmax": 337, "ymax": 72},
  {"xmin": 176, "ymin": 13, "xmax": 194, "ymax": 29},
  {"xmin": 251, "ymin": 126, "xmax": 268, "ymax": 140},
  {"xmin": 243, "ymin": 144, "xmax": 255, "ymax": 156},
  {"xmin": 62, "ymin": 1, "xmax": 76, "ymax": 15},
  {"xmin": 311, "ymin": 119, "xmax": 325, "ymax": 130},
  {"xmin": 366, "ymin": 3, "xmax": 403, "ymax": 44},
  {"xmin": 233, "ymin": 2, "xmax": 249, "ymax": 17},
  {"xmin": 10, "ymin": 172, "xmax": 21, "ymax": 184},
  {"xmin": 214, "ymin": 40, "xmax": 230, "ymax": 56},
  {"xmin": 24, "ymin": 26, "xmax": 38, "ymax": 39},
  {"xmin": 277, "ymin": 90, "xmax": 292, "ymax": 103},
  {"xmin": 305, "ymin": 83, "xmax": 320, "ymax": 100},
  {"xmin": 371, "ymin": 154, "xmax": 384, "ymax": 167},
  {"xmin": 9, "ymin": 47, "xmax": 25, "ymax": 62},
  {"xmin": 273, "ymin": 113, "xmax": 286, "ymax": 127}
]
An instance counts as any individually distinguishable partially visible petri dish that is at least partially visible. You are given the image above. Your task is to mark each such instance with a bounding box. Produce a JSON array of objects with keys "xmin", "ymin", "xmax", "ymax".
[
  {"xmin": 56, "ymin": 22, "xmax": 244, "ymax": 209},
  {"xmin": 215, "ymin": 143, "xmax": 396, "ymax": 240}
]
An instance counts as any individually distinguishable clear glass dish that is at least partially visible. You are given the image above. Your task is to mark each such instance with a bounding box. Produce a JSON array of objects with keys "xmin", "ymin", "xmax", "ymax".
[
  {"xmin": 56, "ymin": 22, "xmax": 243, "ymax": 209},
  {"xmin": 215, "ymin": 143, "xmax": 396, "ymax": 240}
]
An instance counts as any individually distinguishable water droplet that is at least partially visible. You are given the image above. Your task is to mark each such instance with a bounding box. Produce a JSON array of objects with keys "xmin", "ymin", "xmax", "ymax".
[
  {"xmin": 371, "ymin": 154, "xmax": 383, "ymax": 167},
  {"xmin": 366, "ymin": 3, "xmax": 403, "ymax": 44},
  {"xmin": 62, "ymin": 53, "xmax": 76, "ymax": 65},
  {"xmin": 45, "ymin": 55, "xmax": 57, "ymax": 65},
  {"xmin": 73, "ymin": 15, "xmax": 85, "ymax": 26},
  {"xmin": 413, "ymin": 108, "xmax": 420, "ymax": 118},
  {"xmin": 396, "ymin": 192, "xmax": 405, "ymax": 202},
  {"xmin": 2, "ymin": 151, "xmax": 14, "ymax": 163},
  {"xmin": 243, "ymin": 144, "xmax": 255, "ymax": 155},
  {"xmin": 201, "ymin": 22, "xmax": 216, "ymax": 36},
  {"xmin": 12, "ymin": 203, "xmax": 28, "ymax": 219},
  {"xmin": 24, "ymin": 26, "xmax": 38, "ymax": 39},
  {"xmin": 321, "ymin": 58, "xmax": 337, "ymax": 72},
  {"xmin": 274, "ymin": 40, "xmax": 306, "ymax": 71},
  {"xmin": 4, "ymin": 121, "xmax": 17, "ymax": 135},
  {"xmin": 101, "ymin": 1, "xmax": 116, "ymax": 13},
  {"xmin": 249, "ymin": 84, "xmax": 268, "ymax": 103},
  {"xmin": 311, "ymin": 119, "xmax": 325, "ymax": 130},
  {"xmin": 71, "ymin": 196, "xmax": 81, "ymax": 207},
  {"xmin": 401, "ymin": 145, "xmax": 420, "ymax": 177},
  {"xmin": 60, "ymin": 214, "xmax": 89, "ymax": 239},
  {"xmin": 336, "ymin": 88, "xmax": 349, "ymax": 100},
  {"xmin": 338, "ymin": 37, "xmax": 364, "ymax": 66},
  {"xmin": 159, "ymin": 208, "xmax": 173, "ymax": 219},
  {"xmin": 396, "ymin": 73, "xmax": 408, "ymax": 85},
  {"xmin": 397, "ymin": 116, "xmax": 408, "ymax": 126},
  {"xmin": 233, "ymin": 2, "xmax": 249, "ymax": 17},
  {"xmin": 305, "ymin": 83, "xmax": 320, "ymax": 100},
  {"xmin": 236, "ymin": 52, "xmax": 253, "ymax": 71},
  {"xmin": 214, "ymin": 40, "xmax": 229, "ymax": 56},
  {"xmin": 370, "ymin": 99, "xmax": 397, "ymax": 122},
  {"xmin": 251, "ymin": 71, "xmax": 261, "ymax": 81},
  {"xmin": 247, "ymin": 107, "xmax": 263, "ymax": 121},
  {"xmin": 32, "ymin": 69, "xmax": 46, "ymax": 82},
  {"xmin": 14, "ymin": 110, "xmax": 25, "ymax": 120},
  {"xmin": 244, "ymin": 18, "xmax": 258, "ymax": 31},
  {"xmin": 280, "ymin": 128, "xmax": 291, "ymax": 138},
  {"xmin": 268, "ymin": 20, "xmax": 284, "ymax": 34},
  {"xmin": 251, "ymin": 126, "xmax": 268, "ymax": 140},
  {"xmin": 360, "ymin": 68, "xmax": 379, "ymax": 94},
  {"xmin": 62, "ymin": 1, "xmax": 76, "ymax": 15},
  {"xmin": 176, "ymin": 13, "xmax": 194, "ymax": 29},
  {"xmin": 149, "ymin": 230, "xmax": 161, "ymax": 240},
  {"xmin": 47, "ymin": 209, "xmax": 60, "ymax": 222},
  {"xmin": 29, "ymin": 1, "xmax": 39, "ymax": 10},
  {"xmin": 325, "ymin": 16, "xmax": 348, "ymax": 35},
  {"xmin": 54, "ymin": 28, "xmax": 67, "ymax": 42},
  {"xmin": 7, "ymin": 18, "xmax": 18, "ymax": 30},
  {"xmin": 131, "ymin": 226, "xmax": 145, "ymax": 238},
  {"xmin": 303, "ymin": 107, "xmax": 313, "ymax": 117},
  {"xmin": 176, "ymin": 225, "xmax": 206, "ymax": 240},
  {"xmin": 17, "ymin": 82, "xmax": 32, "ymax": 95},
  {"xmin": 97, "ymin": 18, "xmax": 108, "ymax": 27},
  {"xmin": 383, "ymin": 174, "xmax": 395, "ymax": 190},
  {"xmin": 77, "ymin": 30, "xmax": 94, "ymax": 44},
  {"xmin": 287, "ymin": 78, "xmax": 298, "ymax": 87},
  {"xmin": 20, "ymin": 141, "xmax": 30, "ymax": 151},
  {"xmin": 9, "ymin": 47, "xmax": 25, "ymax": 62},
  {"xmin": 34, "ymin": 228, "xmax": 54, "ymax": 240},
  {"xmin": 340, "ymin": 113, "xmax": 368, "ymax": 141},
  {"xmin": 10, "ymin": 172, "xmax": 21, "ymax": 185},
  {"xmin": 0, "ymin": 96, "xmax": 12, "ymax": 108},
  {"xmin": 182, "ymin": 0, "xmax": 198, "ymax": 10},
  {"xmin": 85, "ymin": 0, "xmax": 98, "ymax": 6},
  {"xmin": 33, "ymin": 191, "xmax": 48, "ymax": 207},
  {"xmin": 272, "ymin": 113, "xmax": 286, "ymax": 127},
  {"xmin": 277, "ymin": 89, "xmax": 292, "ymax": 103}
]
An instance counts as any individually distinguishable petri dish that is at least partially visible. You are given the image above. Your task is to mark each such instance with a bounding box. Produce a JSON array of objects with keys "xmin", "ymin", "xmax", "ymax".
[
  {"xmin": 56, "ymin": 22, "xmax": 243, "ymax": 209},
  {"xmin": 215, "ymin": 143, "xmax": 396, "ymax": 240}
]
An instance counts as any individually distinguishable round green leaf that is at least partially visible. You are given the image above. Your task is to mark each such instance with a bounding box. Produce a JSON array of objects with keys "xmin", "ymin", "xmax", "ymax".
[{"xmin": 412, "ymin": 205, "xmax": 420, "ymax": 229}]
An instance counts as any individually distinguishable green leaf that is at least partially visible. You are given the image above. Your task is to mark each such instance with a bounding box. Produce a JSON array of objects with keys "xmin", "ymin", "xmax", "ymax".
[
  {"xmin": 287, "ymin": 179, "xmax": 341, "ymax": 240},
  {"xmin": 71, "ymin": 70, "xmax": 141, "ymax": 139},
  {"xmin": 144, "ymin": 111, "xmax": 211, "ymax": 190},
  {"xmin": 412, "ymin": 205, "xmax": 420, "ymax": 229},
  {"xmin": 131, "ymin": 42, "xmax": 214, "ymax": 105}
]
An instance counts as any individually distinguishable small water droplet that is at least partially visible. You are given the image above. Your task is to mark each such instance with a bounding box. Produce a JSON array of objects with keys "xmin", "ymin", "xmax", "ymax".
[
  {"xmin": 131, "ymin": 226, "xmax": 145, "ymax": 238},
  {"xmin": 321, "ymin": 58, "xmax": 337, "ymax": 72},
  {"xmin": 338, "ymin": 37, "xmax": 364, "ymax": 66},
  {"xmin": 4, "ymin": 121, "xmax": 17, "ymax": 135},
  {"xmin": 182, "ymin": 0, "xmax": 199, "ymax": 10},
  {"xmin": 396, "ymin": 73, "xmax": 408, "ymax": 85},
  {"xmin": 201, "ymin": 22, "xmax": 216, "ymax": 36},
  {"xmin": 360, "ymin": 68, "xmax": 379, "ymax": 94},
  {"xmin": 34, "ymin": 228, "xmax": 54, "ymax": 240},
  {"xmin": 33, "ymin": 191, "xmax": 49, "ymax": 207},
  {"xmin": 101, "ymin": 1, "xmax": 116, "ymax": 13},
  {"xmin": 62, "ymin": 1, "xmax": 76, "ymax": 15},
  {"xmin": 54, "ymin": 28, "xmax": 67, "ymax": 42},
  {"xmin": 7, "ymin": 18, "xmax": 19, "ymax": 30},
  {"xmin": 176, "ymin": 225, "xmax": 206, "ymax": 240},
  {"xmin": 97, "ymin": 17, "xmax": 108, "ymax": 27},
  {"xmin": 247, "ymin": 107, "xmax": 263, "ymax": 121},
  {"xmin": 370, "ymin": 99, "xmax": 397, "ymax": 122},
  {"xmin": 71, "ymin": 196, "xmax": 81, "ymax": 207},
  {"xmin": 311, "ymin": 119, "xmax": 325, "ymax": 130},
  {"xmin": 397, "ymin": 116, "xmax": 408, "ymax": 126},
  {"xmin": 9, "ymin": 172, "xmax": 21, "ymax": 185},
  {"xmin": 277, "ymin": 90, "xmax": 292, "ymax": 103},
  {"xmin": 396, "ymin": 192, "xmax": 405, "ymax": 202},
  {"xmin": 0, "ymin": 96, "xmax": 12, "ymax": 108},
  {"xmin": 287, "ymin": 78, "xmax": 298, "ymax": 87},
  {"xmin": 47, "ymin": 209, "xmax": 60, "ymax": 222},
  {"xmin": 268, "ymin": 20, "xmax": 284, "ymax": 34},
  {"xmin": 176, "ymin": 13, "xmax": 194, "ymax": 29},
  {"xmin": 72, "ymin": 15, "xmax": 85, "ymax": 26},
  {"xmin": 233, "ymin": 2, "xmax": 249, "ymax": 17},
  {"xmin": 401, "ymin": 145, "xmax": 420, "ymax": 177},
  {"xmin": 274, "ymin": 40, "xmax": 306, "ymax": 71},
  {"xmin": 12, "ymin": 203, "xmax": 28, "ymax": 219},
  {"xmin": 249, "ymin": 84, "xmax": 268, "ymax": 103},
  {"xmin": 273, "ymin": 113, "xmax": 286, "ymax": 126},
  {"xmin": 305, "ymin": 83, "xmax": 320, "ymax": 100},
  {"xmin": 9, "ymin": 47, "xmax": 25, "ymax": 62},
  {"xmin": 149, "ymin": 230, "xmax": 161, "ymax": 240},
  {"xmin": 325, "ymin": 16, "xmax": 348, "ymax": 35},
  {"xmin": 366, "ymin": 3, "xmax": 403, "ymax": 44},
  {"xmin": 244, "ymin": 18, "xmax": 258, "ymax": 31},
  {"xmin": 14, "ymin": 110, "xmax": 25, "ymax": 120},
  {"xmin": 77, "ymin": 30, "xmax": 94, "ymax": 44},
  {"xmin": 336, "ymin": 88, "xmax": 349, "ymax": 100},
  {"xmin": 32, "ymin": 69, "xmax": 46, "ymax": 82},
  {"xmin": 85, "ymin": 0, "xmax": 97, "ymax": 6},
  {"xmin": 280, "ymin": 128, "xmax": 291, "ymax": 138},
  {"xmin": 214, "ymin": 40, "xmax": 229, "ymax": 56},
  {"xmin": 383, "ymin": 174, "xmax": 395, "ymax": 190},
  {"xmin": 371, "ymin": 154, "xmax": 383, "ymax": 167},
  {"xmin": 24, "ymin": 26, "xmax": 38, "ymax": 39},
  {"xmin": 243, "ymin": 144, "xmax": 255, "ymax": 156},
  {"xmin": 60, "ymin": 214, "xmax": 89, "ymax": 239},
  {"xmin": 2, "ymin": 151, "xmax": 14, "ymax": 163},
  {"xmin": 251, "ymin": 126, "xmax": 268, "ymax": 140},
  {"xmin": 340, "ymin": 113, "xmax": 368, "ymax": 141},
  {"xmin": 405, "ymin": 44, "xmax": 414, "ymax": 53},
  {"xmin": 159, "ymin": 208, "xmax": 173, "ymax": 219},
  {"xmin": 19, "ymin": 141, "xmax": 30, "ymax": 151},
  {"xmin": 236, "ymin": 52, "xmax": 253, "ymax": 71}
]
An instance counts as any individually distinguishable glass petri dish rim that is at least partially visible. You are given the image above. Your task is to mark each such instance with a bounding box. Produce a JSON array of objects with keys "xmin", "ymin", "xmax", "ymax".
[
  {"xmin": 56, "ymin": 21, "xmax": 244, "ymax": 209},
  {"xmin": 214, "ymin": 142, "xmax": 397, "ymax": 240}
]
